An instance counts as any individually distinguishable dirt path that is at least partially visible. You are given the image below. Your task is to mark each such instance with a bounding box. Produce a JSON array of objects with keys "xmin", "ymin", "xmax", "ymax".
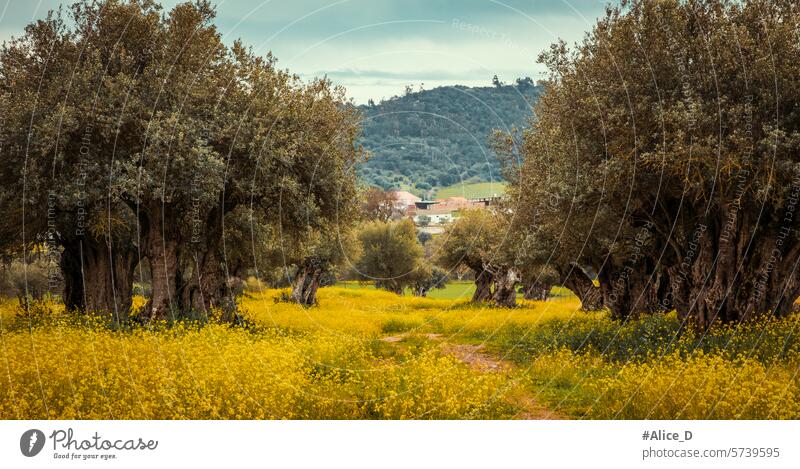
[
  {"xmin": 379, "ymin": 333, "xmax": 563, "ymax": 419},
  {"xmin": 439, "ymin": 343, "xmax": 511, "ymax": 373}
]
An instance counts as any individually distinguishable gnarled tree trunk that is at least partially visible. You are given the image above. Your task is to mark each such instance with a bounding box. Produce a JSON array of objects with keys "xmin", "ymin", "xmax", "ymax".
[
  {"xmin": 557, "ymin": 264, "xmax": 603, "ymax": 311},
  {"xmin": 59, "ymin": 235, "xmax": 138, "ymax": 323},
  {"xmin": 143, "ymin": 203, "xmax": 235, "ymax": 322},
  {"xmin": 179, "ymin": 208, "xmax": 235, "ymax": 319},
  {"xmin": 412, "ymin": 285, "xmax": 428, "ymax": 297},
  {"xmin": 290, "ymin": 261, "xmax": 323, "ymax": 306},
  {"xmin": 180, "ymin": 247, "xmax": 234, "ymax": 317},
  {"xmin": 471, "ymin": 269, "xmax": 494, "ymax": 302},
  {"xmin": 488, "ymin": 265, "xmax": 520, "ymax": 307},
  {"xmin": 142, "ymin": 204, "xmax": 182, "ymax": 321},
  {"xmin": 597, "ymin": 257, "xmax": 671, "ymax": 321},
  {"xmin": 668, "ymin": 206, "xmax": 800, "ymax": 329}
]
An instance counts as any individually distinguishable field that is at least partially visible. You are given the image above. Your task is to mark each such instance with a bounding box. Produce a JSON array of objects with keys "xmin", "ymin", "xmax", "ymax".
[
  {"xmin": 434, "ymin": 182, "xmax": 507, "ymax": 199},
  {"xmin": 1, "ymin": 287, "xmax": 799, "ymax": 419}
]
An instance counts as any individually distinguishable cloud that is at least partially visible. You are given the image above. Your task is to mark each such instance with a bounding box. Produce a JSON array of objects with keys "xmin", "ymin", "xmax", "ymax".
[
  {"xmin": 0, "ymin": 0, "xmax": 609, "ymax": 103},
  {"xmin": 311, "ymin": 68, "xmax": 491, "ymax": 81}
]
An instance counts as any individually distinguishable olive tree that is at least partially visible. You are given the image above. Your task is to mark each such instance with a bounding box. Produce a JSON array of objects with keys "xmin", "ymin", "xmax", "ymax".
[
  {"xmin": 508, "ymin": 0, "xmax": 800, "ymax": 326},
  {"xmin": 356, "ymin": 219, "xmax": 424, "ymax": 295},
  {"xmin": 0, "ymin": 0, "xmax": 362, "ymax": 322},
  {"xmin": 434, "ymin": 209, "xmax": 520, "ymax": 306}
]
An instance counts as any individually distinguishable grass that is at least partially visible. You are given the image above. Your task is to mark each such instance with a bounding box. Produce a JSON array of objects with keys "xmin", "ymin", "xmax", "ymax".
[
  {"xmin": 335, "ymin": 280, "xmax": 576, "ymax": 302},
  {"xmin": 336, "ymin": 280, "xmax": 476, "ymax": 300},
  {"xmin": 1, "ymin": 285, "xmax": 799, "ymax": 419},
  {"xmin": 434, "ymin": 181, "xmax": 507, "ymax": 199}
]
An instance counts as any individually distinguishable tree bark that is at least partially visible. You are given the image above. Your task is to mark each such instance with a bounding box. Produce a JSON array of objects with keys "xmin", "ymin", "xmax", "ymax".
[
  {"xmin": 471, "ymin": 269, "xmax": 494, "ymax": 302},
  {"xmin": 142, "ymin": 204, "xmax": 181, "ymax": 321},
  {"xmin": 489, "ymin": 265, "xmax": 520, "ymax": 307},
  {"xmin": 557, "ymin": 264, "xmax": 603, "ymax": 310},
  {"xmin": 59, "ymin": 235, "xmax": 138, "ymax": 323},
  {"xmin": 667, "ymin": 206, "xmax": 800, "ymax": 329},
  {"xmin": 141, "ymin": 202, "xmax": 236, "ymax": 322},
  {"xmin": 597, "ymin": 260, "xmax": 670, "ymax": 320},
  {"xmin": 179, "ymin": 246, "xmax": 235, "ymax": 318},
  {"xmin": 290, "ymin": 261, "xmax": 323, "ymax": 306}
]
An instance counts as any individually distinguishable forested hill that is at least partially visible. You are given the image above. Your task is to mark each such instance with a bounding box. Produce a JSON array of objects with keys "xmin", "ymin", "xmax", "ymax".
[{"xmin": 357, "ymin": 80, "xmax": 541, "ymax": 193}]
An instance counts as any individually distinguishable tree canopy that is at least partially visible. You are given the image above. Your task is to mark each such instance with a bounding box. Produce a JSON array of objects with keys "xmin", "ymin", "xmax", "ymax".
[
  {"xmin": 506, "ymin": 0, "xmax": 800, "ymax": 326},
  {"xmin": 0, "ymin": 0, "xmax": 362, "ymax": 322},
  {"xmin": 356, "ymin": 219, "xmax": 425, "ymax": 295}
]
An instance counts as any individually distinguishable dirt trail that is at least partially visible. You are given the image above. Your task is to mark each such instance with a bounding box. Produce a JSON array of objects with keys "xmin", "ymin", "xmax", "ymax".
[
  {"xmin": 379, "ymin": 333, "xmax": 563, "ymax": 419},
  {"xmin": 440, "ymin": 343, "xmax": 511, "ymax": 373}
]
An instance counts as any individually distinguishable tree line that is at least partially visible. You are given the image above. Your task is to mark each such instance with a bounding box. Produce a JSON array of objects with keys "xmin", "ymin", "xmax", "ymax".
[
  {"xmin": 0, "ymin": 0, "xmax": 361, "ymax": 323},
  {"xmin": 493, "ymin": 0, "xmax": 800, "ymax": 328},
  {"xmin": 357, "ymin": 0, "xmax": 800, "ymax": 330},
  {"xmin": 3, "ymin": 0, "xmax": 800, "ymax": 331},
  {"xmin": 358, "ymin": 82, "xmax": 541, "ymax": 192}
]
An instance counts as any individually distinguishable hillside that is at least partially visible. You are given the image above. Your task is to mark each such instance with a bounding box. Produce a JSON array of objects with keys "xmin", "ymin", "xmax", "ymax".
[
  {"xmin": 434, "ymin": 181, "xmax": 507, "ymax": 199},
  {"xmin": 357, "ymin": 81, "xmax": 541, "ymax": 193}
]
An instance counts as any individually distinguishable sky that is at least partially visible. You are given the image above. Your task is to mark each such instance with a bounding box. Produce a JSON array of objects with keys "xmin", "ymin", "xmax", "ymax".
[{"xmin": 0, "ymin": 0, "xmax": 609, "ymax": 103}]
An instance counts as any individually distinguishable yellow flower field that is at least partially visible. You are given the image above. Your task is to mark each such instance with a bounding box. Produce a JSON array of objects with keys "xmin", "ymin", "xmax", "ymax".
[{"xmin": 1, "ymin": 286, "xmax": 799, "ymax": 419}]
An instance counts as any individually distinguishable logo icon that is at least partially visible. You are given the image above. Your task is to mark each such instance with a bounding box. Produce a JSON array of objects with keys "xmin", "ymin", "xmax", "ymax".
[{"xmin": 20, "ymin": 429, "xmax": 45, "ymax": 457}]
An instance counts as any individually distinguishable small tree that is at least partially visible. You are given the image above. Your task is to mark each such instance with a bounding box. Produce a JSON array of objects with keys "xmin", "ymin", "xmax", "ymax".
[
  {"xmin": 515, "ymin": 77, "xmax": 534, "ymax": 91},
  {"xmin": 417, "ymin": 231, "xmax": 433, "ymax": 245},
  {"xmin": 356, "ymin": 220, "xmax": 424, "ymax": 295},
  {"xmin": 289, "ymin": 225, "xmax": 360, "ymax": 307},
  {"xmin": 362, "ymin": 187, "xmax": 398, "ymax": 221},
  {"xmin": 434, "ymin": 209, "xmax": 518, "ymax": 306},
  {"xmin": 409, "ymin": 265, "xmax": 448, "ymax": 297}
]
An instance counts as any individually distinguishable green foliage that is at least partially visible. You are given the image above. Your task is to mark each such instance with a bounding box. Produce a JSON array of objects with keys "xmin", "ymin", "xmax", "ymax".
[
  {"xmin": 356, "ymin": 219, "xmax": 424, "ymax": 294},
  {"xmin": 433, "ymin": 209, "xmax": 507, "ymax": 272},
  {"xmin": 358, "ymin": 83, "xmax": 540, "ymax": 191},
  {"xmin": 491, "ymin": 312, "xmax": 800, "ymax": 366},
  {"xmin": 0, "ymin": 0, "xmax": 362, "ymax": 316},
  {"xmin": 505, "ymin": 0, "xmax": 800, "ymax": 323}
]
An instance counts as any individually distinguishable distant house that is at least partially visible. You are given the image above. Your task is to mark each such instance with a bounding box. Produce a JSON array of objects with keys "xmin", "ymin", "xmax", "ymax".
[
  {"xmin": 413, "ymin": 200, "xmax": 439, "ymax": 210},
  {"xmin": 389, "ymin": 190, "xmax": 421, "ymax": 214},
  {"xmin": 412, "ymin": 206, "xmax": 454, "ymax": 225},
  {"xmin": 435, "ymin": 196, "xmax": 484, "ymax": 212},
  {"xmin": 402, "ymin": 192, "xmax": 500, "ymax": 227},
  {"xmin": 389, "ymin": 190, "xmax": 421, "ymax": 206}
]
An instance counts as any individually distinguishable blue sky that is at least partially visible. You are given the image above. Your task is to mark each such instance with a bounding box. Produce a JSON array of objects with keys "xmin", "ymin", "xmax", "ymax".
[{"xmin": 0, "ymin": 0, "xmax": 609, "ymax": 103}]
